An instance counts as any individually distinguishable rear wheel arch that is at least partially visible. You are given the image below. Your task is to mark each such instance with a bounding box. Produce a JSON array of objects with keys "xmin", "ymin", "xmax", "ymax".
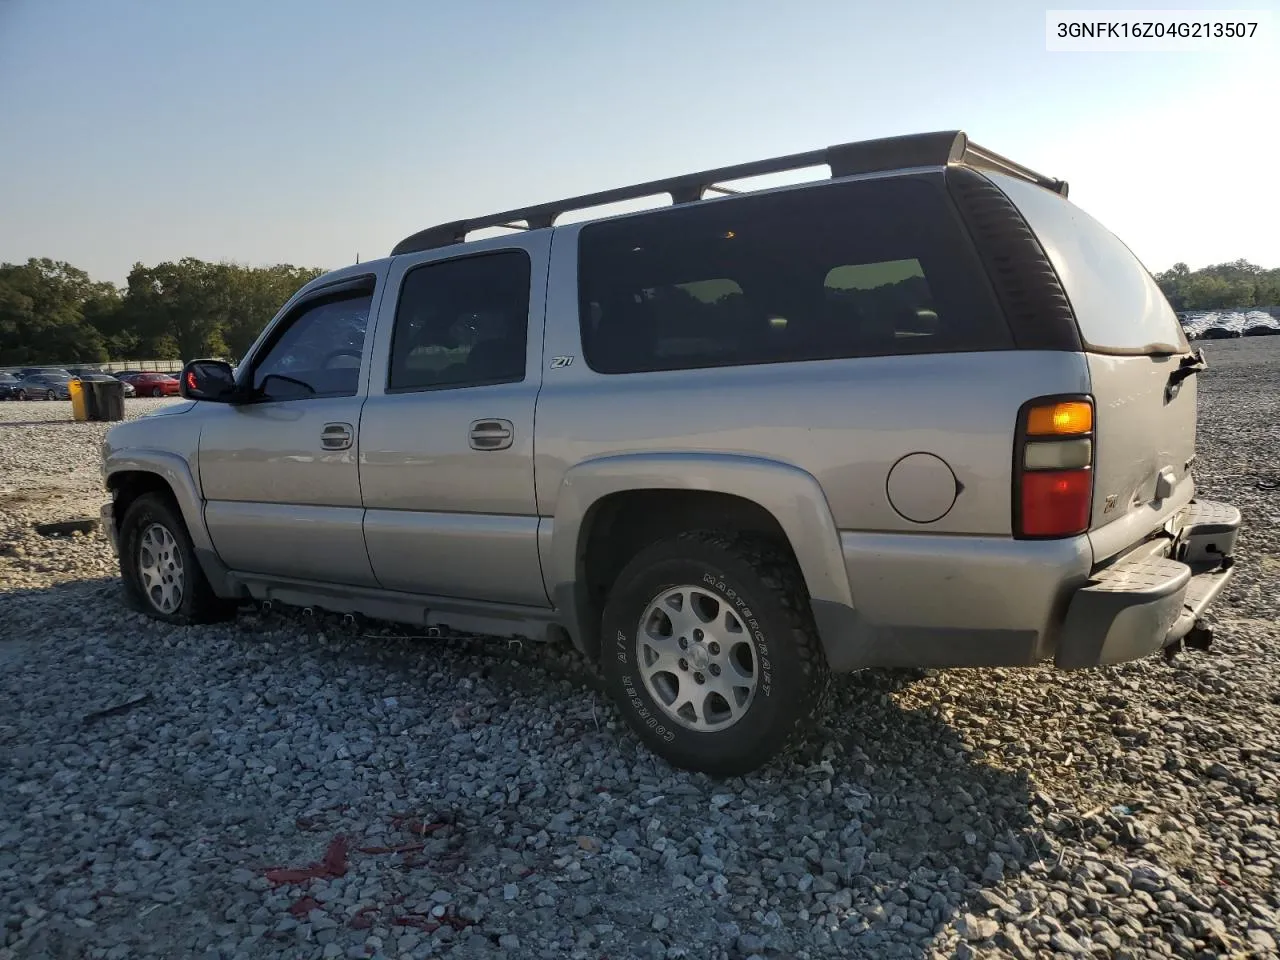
[
  {"xmin": 576, "ymin": 489, "xmax": 797, "ymax": 659},
  {"xmin": 549, "ymin": 455, "xmax": 856, "ymax": 662}
]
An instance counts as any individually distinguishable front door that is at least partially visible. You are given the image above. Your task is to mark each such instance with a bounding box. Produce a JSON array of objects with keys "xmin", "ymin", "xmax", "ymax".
[
  {"xmin": 200, "ymin": 274, "xmax": 381, "ymax": 586},
  {"xmin": 358, "ymin": 237, "xmax": 550, "ymax": 607}
]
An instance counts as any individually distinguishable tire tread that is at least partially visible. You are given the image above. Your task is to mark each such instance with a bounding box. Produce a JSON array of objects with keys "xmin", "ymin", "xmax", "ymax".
[{"xmin": 602, "ymin": 528, "xmax": 831, "ymax": 775}]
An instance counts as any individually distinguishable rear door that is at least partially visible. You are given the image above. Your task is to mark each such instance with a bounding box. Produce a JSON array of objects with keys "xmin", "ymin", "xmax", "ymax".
[
  {"xmin": 357, "ymin": 236, "xmax": 550, "ymax": 607},
  {"xmin": 991, "ymin": 174, "xmax": 1197, "ymax": 559}
]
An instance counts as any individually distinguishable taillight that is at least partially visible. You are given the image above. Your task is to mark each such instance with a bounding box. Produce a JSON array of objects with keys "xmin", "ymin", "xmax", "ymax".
[{"xmin": 1015, "ymin": 396, "xmax": 1094, "ymax": 538}]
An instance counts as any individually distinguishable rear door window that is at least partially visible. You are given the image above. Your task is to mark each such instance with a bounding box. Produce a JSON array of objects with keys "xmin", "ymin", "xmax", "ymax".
[
  {"xmin": 577, "ymin": 175, "xmax": 1010, "ymax": 374},
  {"xmin": 387, "ymin": 251, "xmax": 531, "ymax": 393},
  {"xmin": 988, "ymin": 174, "xmax": 1188, "ymax": 353}
]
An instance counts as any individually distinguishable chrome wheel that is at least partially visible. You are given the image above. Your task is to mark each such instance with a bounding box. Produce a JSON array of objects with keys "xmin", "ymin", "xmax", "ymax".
[
  {"xmin": 636, "ymin": 585, "xmax": 758, "ymax": 731},
  {"xmin": 138, "ymin": 523, "xmax": 184, "ymax": 613}
]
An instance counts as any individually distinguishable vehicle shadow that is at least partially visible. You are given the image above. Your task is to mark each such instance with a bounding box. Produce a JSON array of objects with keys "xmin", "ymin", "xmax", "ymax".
[
  {"xmin": 1, "ymin": 579, "xmax": 1036, "ymax": 960},
  {"xmin": 796, "ymin": 669, "xmax": 1039, "ymax": 957}
]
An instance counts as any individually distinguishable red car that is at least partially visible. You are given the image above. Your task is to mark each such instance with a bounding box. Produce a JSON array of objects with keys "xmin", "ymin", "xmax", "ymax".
[{"xmin": 123, "ymin": 373, "xmax": 181, "ymax": 397}]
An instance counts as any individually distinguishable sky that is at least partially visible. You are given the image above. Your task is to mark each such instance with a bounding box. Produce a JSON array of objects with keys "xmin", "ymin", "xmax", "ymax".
[{"xmin": 0, "ymin": 0, "xmax": 1276, "ymax": 285}]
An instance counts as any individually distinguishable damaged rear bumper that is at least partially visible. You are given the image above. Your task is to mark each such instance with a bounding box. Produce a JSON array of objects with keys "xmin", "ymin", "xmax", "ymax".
[{"xmin": 1055, "ymin": 499, "xmax": 1240, "ymax": 669}]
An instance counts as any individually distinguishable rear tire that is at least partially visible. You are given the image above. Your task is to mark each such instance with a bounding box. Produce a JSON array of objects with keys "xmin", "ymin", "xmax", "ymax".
[
  {"xmin": 152, "ymin": 386, "xmax": 163, "ymax": 397},
  {"xmin": 600, "ymin": 530, "xmax": 830, "ymax": 776},
  {"xmin": 118, "ymin": 492, "xmax": 236, "ymax": 625},
  {"xmin": 45, "ymin": 390, "xmax": 56, "ymax": 400}
]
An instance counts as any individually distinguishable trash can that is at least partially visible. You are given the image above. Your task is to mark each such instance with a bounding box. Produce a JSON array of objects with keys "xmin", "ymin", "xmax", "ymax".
[
  {"xmin": 68, "ymin": 379, "xmax": 90, "ymax": 421},
  {"xmin": 86, "ymin": 379, "xmax": 125, "ymax": 422}
]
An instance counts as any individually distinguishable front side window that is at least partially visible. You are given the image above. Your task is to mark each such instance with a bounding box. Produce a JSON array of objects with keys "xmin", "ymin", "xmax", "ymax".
[
  {"xmin": 387, "ymin": 251, "xmax": 531, "ymax": 393},
  {"xmin": 577, "ymin": 176, "xmax": 1010, "ymax": 374},
  {"xmin": 251, "ymin": 291, "xmax": 371, "ymax": 401}
]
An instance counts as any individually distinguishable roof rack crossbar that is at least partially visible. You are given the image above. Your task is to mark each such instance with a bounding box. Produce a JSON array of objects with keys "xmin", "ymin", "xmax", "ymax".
[{"xmin": 390, "ymin": 130, "xmax": 1067, "ymax": 255}]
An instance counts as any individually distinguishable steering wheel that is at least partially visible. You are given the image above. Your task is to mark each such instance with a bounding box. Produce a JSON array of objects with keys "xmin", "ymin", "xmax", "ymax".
[{"xmin": 321, "ymin": 349, "xmax": 362, "ymax": 369}]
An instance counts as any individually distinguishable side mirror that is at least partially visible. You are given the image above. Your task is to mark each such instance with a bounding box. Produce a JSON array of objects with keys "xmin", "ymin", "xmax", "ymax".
[{"xmin": 180, "ymin": 359, "xmax": 239, "ymax": 402}]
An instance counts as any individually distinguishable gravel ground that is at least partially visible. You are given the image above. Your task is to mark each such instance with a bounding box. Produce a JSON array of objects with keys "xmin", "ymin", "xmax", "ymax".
[{"xmin": 1, "ymin": 344, "xmax": 1278, "ymax": 960}]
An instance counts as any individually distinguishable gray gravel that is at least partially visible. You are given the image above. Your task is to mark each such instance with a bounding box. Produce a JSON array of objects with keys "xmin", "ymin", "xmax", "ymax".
[{"xmin": 2, "ymin": 345, "xmax": 1279, "ymax": 960}]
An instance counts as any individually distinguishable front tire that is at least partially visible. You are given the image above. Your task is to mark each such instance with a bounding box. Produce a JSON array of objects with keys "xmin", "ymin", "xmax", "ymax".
[
  {"xmin": 152, "ymin": 386, "xmax": 164, "ymax": 397},
  {"xmin": 118, "ymin": 492, "xmax": 236, "ymax": 624},
  {"xmin": 601, "ymin": 531, "xmax": 830, "ymax": 776},
  {"xmin": 15, "ymin": 389, "xmax": 26, "ymax": 401},
  {"xmin": 46, "ymin": 390, "xmax": 56, "ymax": 400}
]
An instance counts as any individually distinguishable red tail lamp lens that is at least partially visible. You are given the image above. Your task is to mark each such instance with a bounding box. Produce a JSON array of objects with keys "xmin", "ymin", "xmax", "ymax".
[{"xmin": 1020, "ymin": 469, "xmax": 1092, "ymax": 537}]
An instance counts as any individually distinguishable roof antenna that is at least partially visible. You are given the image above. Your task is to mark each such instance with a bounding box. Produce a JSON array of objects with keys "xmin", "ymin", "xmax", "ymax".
[{"xmin": 355, "ymin": 252, "xmax": 360, "ymax": 264}]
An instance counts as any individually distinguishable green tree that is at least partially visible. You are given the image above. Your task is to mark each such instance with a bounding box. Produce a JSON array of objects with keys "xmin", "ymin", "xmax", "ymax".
[
  {"xmin": 0, "ymin": 259, "xmax": 109, "ymax": 364},
  {"xmin": 220, "ymin": 263, "xmax": 322, "ymax": 360},
  {"xmin": 1157, "ymin": 260, "xmax": 1279, "ymax": 312}
]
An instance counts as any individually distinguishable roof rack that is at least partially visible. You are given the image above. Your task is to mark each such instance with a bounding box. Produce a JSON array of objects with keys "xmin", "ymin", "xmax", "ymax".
[{"xmin": 390, "ymin": 130, "xmax": 1068, "ymax": 255}]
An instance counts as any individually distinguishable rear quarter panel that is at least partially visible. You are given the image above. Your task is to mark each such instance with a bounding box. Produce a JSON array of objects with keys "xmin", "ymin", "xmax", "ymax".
[{"xmin": 536, "ymin": 222, "xmax": 1092, "ymax": 538}]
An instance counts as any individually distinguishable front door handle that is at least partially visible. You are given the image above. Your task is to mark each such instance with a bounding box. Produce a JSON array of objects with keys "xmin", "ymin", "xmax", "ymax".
[
  {"xmin": 469, "ymin": 418, "xmax": 514, "ymax": 451},
  {"xmin": 321, "ymin": 422, "xmax": 354, "ymax": 451}
]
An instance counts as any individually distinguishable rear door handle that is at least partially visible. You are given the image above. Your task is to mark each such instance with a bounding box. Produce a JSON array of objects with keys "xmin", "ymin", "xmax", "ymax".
[
  {"xmin": 469, "ymin": 418, "xmax": 514, "ymax": 451},
  {"xmin": 321, "ymin": 422, "xmax": 354, "ymax": 451}
]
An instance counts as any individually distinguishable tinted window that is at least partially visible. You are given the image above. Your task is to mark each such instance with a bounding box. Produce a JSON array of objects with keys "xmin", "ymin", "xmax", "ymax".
[
  {"xmin": 252, "ymin": 291, "xmax": 371, "ymax": 400},
  {"xmin": 388, "ymin": 251, "xmax": 530, "ymax": 392},
  {"xmin": 577, "ymin": 176, "xmax": 1009, "ymax": 374},
  {"xmin": 989, "ymin": 174, "xmax": 1187, "ymax": 352}
]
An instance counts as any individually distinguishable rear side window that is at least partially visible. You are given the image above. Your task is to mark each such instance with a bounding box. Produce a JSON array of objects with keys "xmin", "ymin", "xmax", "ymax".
[
  {"xmin": 577, "ymin": 176, "xmax": 1010, "ymax": 374},
  {"xmin": 388, "ymin": 251, "xmax": 531, "ymax": 392},
  {"xmin": 989, "ymin": 174, "xmax": 1187, "ymax": 353}
]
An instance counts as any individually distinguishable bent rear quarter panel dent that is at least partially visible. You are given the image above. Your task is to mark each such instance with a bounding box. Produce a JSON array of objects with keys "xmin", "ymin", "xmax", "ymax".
[{"xmin": 544, "ymin": 452, "xmax": 855, "ymax": 612}]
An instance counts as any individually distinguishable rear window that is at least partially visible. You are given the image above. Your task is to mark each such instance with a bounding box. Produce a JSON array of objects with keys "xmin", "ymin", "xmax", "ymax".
[
  {"xmin": 577, "ymin": 176, "xmax": 1010, "ymax": 374},
  {"xmin": 988, "ymin": 174, "xmax": 1187, "ymax": 353}
]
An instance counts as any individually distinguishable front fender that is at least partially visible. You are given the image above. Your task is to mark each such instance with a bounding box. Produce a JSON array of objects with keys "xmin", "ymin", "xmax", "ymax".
[
  {"xmin": 102, "ymin": 449, "xmax": 236, "ymax": 597},
  {"xmin": 104, "ymin": 450, "xmax": 211, "ymax": 552},
  {"xmin": 546, "ymin": 451, "xmax": 856, "ymax": 654}
]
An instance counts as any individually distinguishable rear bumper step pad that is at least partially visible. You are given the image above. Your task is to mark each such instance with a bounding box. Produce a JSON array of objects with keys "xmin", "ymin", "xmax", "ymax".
[{"xmin": 1055, "ymin": 499, "xmax": 1240, "ymax": 669}]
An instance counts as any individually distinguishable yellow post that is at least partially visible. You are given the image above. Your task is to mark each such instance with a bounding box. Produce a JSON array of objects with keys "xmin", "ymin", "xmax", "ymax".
[{"xmin": 69, "ymin": 378, "xmax": 89, "ymax": 421}]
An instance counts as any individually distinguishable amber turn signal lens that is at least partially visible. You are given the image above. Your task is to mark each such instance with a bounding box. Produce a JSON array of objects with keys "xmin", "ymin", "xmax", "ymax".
[{"xmin": 1026, "ymin": 401, "xmax": 1092, "ymax": 436}]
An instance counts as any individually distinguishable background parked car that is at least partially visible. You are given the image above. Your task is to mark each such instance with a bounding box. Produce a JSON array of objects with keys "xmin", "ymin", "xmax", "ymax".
[
  {"xmin": 13, "ymin": 373, "xmax": 72, "ymax": 400},
  {"xmin": 0, "ymin": 372, "xmax": 19, "ymax": 400},
  {"xmin": 18, "ymin": 366, "xmax": 72, "ymax": 380},
  {"xmin": 122, "ymin": 372, "xmax": 180, "ymax": 397},
  {"xmin": 78, "ymin": 372, "xmax": 136, "ymax": 397}
]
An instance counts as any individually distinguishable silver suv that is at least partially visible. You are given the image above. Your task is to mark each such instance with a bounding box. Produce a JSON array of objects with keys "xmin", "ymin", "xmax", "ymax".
[{"xmin": 101, "ymin": 131, "xmax": 1240, "ymax": 775}]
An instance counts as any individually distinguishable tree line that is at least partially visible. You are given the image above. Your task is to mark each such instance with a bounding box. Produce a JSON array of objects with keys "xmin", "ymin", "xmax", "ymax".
[
  {"xmin": 2, "ymin": 255, "xmax": 1276, "ymax": 366},
  {"xmin": 1154, "ymin": 259, "xmax": 1280, "ymax": 313},
  {"xmin": 0, "ymin": 257, "xmax": 323, "ymax": 365}
]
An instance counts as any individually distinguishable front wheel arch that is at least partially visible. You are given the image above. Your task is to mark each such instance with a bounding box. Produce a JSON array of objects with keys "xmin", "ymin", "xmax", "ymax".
[{"xmin": 117, "ymin": 492, "xmax": 236, "ymax": 624}]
